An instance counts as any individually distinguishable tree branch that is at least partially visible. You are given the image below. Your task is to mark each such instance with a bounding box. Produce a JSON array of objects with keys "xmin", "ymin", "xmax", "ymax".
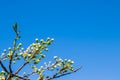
[
  {"xmin": 8, "ymin": 23, "xmax": 20, "ymax": 78},
  {"xmin": 48, "ymin": 66, "xmax": 82, "ymax": 80},
  {"xmin": 0, "ymin": 60, "xmax": 9, "ymax": 73},
  {"xmin": 15, "ymin": 62, "xmax": 28, "ymax": 74},
  {"xmin": 8, "ymin": 38, "xmax": 17, "ymax": 73},
  {"xmin": 7, "ymin": 73, "xmax": 30, "ymax": 80}
]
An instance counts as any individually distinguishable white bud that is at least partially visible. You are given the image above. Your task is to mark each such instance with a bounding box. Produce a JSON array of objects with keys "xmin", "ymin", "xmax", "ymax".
[
  {"xmin": 19, "ymin": 43, "xmax": 22, "ymax": 46},
  {"xmin": 45, "ymin": 48, "xmax": 48, "ymax": 51},
  {"xmin": 40, "ymin": 66, "xmax": 43, "ymax": 70},
  {"xmin": 36, "ymin": 48, "xmax": 39, "ymax": 51},
  {"xmin": 13, "ymin": 61, "xmax": 16, "ymax": 64},
  {"xmin": 40, "ymin": 39, "xmax": 44, "ymax": 42},
  {"xmin": 57, "ymin": 63, "xmax": 61, "ymax": 66},
  {"xmin": 37, "ymin": 43, "xmax": 40, "ymax": 45},
  {"xmin": 53, "ymin": 56, "xmax": 57, "ymax": 59},
  {"xmin": 47, "ymin": 37, "xmax": 50, "ymax": 41},
  {"xmin": 54, "ymin": 65, "xmax": 57, "ymax": 68},
  {"xmin": 58, "ymin": 58, "xmax": 62, "ymax": 62},
  {"xmin": 71, "ymin": 61, "xmax": 74, "ymax": 64},
  {"xmin": 31, "ymin": 47, "xmax": 34, "ymax": 50},
  {"xmin": 3, "ymin": 49, "xmax": 6, "ymax": 53},
  {"xmin": 64, "ymin": 59, "xmax": 67, "ymax": 61},
  {"xmin": 8, "ymin": 47, "xmax": 11, "ymax": 50},
  {"xmin": 51, "ymin": 38, "xmax": 54, "ymax": 41},
  {"xmin": 20, "ymin": 52, "xmax": 23, "ymax": 55},
  {"xmin": 52, "ymin": 63, "xmax": 54, "ymax": 66},
  {"xmin": 21, "ymin": 48, "xmax": 24, "ymax": 51},
  {"xmin": 44, "ymin": 62, "xmax": 47, "ymax": 65},
  {"xmin": 1, "ymin": 53, "xmax": 5, "ymax": 56},
  {"xmin": 68, "ymin": 59, "xmax": 71, "ymax": 63},
  {"xmin": 35, "ymin": 38, "xmax": 39, "ymax": 43}
]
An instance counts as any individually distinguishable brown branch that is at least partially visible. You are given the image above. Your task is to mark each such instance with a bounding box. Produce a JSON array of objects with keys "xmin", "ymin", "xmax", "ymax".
[
  {"xmin": 8, "ymin": 24, "xmax": 20, "ymax": 78},
  {"xmin": 12, "ymin": 73, "xmax": 29, "ymax": 80},
  {"xmin": 15, "ymin": 62, "xmax": 29, "ymax": 74},
  {"xmin": 15, "ymin": 50, "xmax": 37, "ymax": 75},
  {"xmin": 9, "ymin": 38, "xmax": 18, "ymax": 73},
  {"xmin": 24, "ymin": 71, "xmax": 36, "ymax": 77},
  {"xmin": 0, "ymin": 60, "xmax": 9, "ymax": 73},
  {"xmin": 48, "ymin": 66, "xmax": 82, "ymax": 80},
  {"xmin": 7, "ymin": 73, "xmax": 30, "ymax": 80}
]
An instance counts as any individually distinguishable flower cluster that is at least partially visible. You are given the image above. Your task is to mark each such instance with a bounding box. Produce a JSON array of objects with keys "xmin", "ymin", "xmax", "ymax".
[
  {"xmin": 0, "ymin": 24, "xmax": 79, "ymax": 80},
  {"xmin": 50, "ymin": 56, "xmax": 74, "ymax": 72},
  {"xmin": 0, "ymin": 71, "xmax": 6, "ymax": 80},
  {"xmin": 0, "ymin": 37, "xmax": 54, "ymax": 64},
  {"xmin": 30, "ymin": 56, "xmax": 75, "ymax": 80},
  {"xmin": 0, "ymin": 76, "xmax": 5, "ymax": 80},
  {"xmin": 20, "ymin": 37, "xmax": 54, "ymax": 64},
  {"xmin": 0, "ymin": 36, "xmax": 77, "ymax": 80}
]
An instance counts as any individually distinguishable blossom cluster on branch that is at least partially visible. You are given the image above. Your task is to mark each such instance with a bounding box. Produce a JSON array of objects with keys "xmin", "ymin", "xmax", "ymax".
[{"xmin": 0, "ymin": 23, "xmax": 81, "ymax": 80}]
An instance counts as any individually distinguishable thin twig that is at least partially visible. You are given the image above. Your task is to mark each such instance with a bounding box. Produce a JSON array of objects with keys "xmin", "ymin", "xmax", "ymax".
[
  {"xmin": 9, "ymin": 38, "xmax": 17, "ymax": 73},
  {"xmin": 24, "ymin": 71, "xmax": 36, "ymax": 77},
  {"xmin": 48, "ymin": 66, "xmax": 82, "ymax": 80},
  {"xmin": 0, "ymin": 60, "xmax": 9, "ymax": 73},
  {"xmin": 8, "ymin": 24, "xmax": 20, "ymax": 79},
  {"xmin": 15, "ymin": 62, "xmax": 29, "ymax": 74},
  {"xmin": 7, "ymin": 73, "xmax": 30, "ymax": 80}
]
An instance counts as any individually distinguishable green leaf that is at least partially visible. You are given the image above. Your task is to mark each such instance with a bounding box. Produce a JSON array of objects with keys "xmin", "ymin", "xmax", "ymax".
[{"xmin": 13, "ymin": 22, "xmax": 18, "ymax": 33}]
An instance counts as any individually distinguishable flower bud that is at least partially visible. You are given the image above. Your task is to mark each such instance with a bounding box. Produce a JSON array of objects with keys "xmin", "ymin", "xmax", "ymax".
[
  {"xmin": 35, "ymin": 38, "xmax": 39, "ymax": 43},
  {"xmin": 47, "ymin": 37, "xmax": 50, "ymax": 41},
  {"xmin": 51, "ymin": 38, "xmax": 54, "ymax": 41},
  {"xmin": 1, "ymin": 53, "xmax": 4, "ymax": 57},
  {"xmin": 18, "ymin": 43, "xmax": 22, "ymax": 47},
  {"xmin": 3, "ymin": 49, "xmax": 6, "ymax": 53},
  {"xmin": 21, "ymin": 48, "xmax": 24, "ymax": 51},
  {"xmin": 40, "ymin": 39, "xmax": 44, "ymax": 43},
  {"xmin": 45, "ymin": 48, "xmax": 48, "ymax": 51},
  {"xmin": 53, "ymin": 56, "xmax": 57, "ymax": 59},
  {"xmin": 8, "ymin": 47, "xmax": 11, "ymax": 51}
]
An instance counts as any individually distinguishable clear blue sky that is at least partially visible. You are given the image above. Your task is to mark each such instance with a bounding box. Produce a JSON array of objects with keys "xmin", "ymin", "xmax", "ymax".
[{"xmin": 0, "ymin": 0, "xmax": 120, "ymax": 80}]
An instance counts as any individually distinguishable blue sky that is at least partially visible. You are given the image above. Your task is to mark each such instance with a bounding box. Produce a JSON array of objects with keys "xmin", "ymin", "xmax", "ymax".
[{"xmin": 0, "ymin": 0, "xmax": 120, "ymax": 80}]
